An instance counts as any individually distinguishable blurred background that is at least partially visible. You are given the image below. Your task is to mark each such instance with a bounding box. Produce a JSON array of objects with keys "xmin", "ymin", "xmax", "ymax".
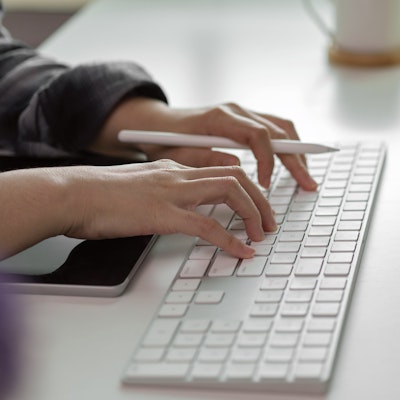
[{"xmin": 2, "ymin": 0, "xmax": 91, "ymax": 47}]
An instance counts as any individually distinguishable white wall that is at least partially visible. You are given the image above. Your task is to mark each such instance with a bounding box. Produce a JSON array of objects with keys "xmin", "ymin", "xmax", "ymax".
[{"xmin": 3, "ymin": 0, "xmax": 91, "ymax": 11}]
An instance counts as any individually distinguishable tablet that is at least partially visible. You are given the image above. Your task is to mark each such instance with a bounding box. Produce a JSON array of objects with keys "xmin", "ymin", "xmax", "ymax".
[
  {"xmin": 0, "ymin": 153, "xmax": 155, "ymax": 297},
  {"xmin": 0, "ymin": 235, "xmax": 157, "ymax": 297}
]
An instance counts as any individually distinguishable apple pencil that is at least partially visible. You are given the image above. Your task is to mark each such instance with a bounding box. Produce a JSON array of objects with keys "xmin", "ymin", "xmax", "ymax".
[{"xmin": 118, "ymin": 130, "xmax": 339, "ymax": 154}]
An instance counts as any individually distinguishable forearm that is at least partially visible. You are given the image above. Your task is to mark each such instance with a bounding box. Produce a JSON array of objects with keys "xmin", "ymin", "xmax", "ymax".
[
  {"xmin": 0, "ymin": 34, "xmax": 167, "ymax": 157},
  {"xmin": 0, "ymin": 168, "xmax": 73, "ymax": 260}
]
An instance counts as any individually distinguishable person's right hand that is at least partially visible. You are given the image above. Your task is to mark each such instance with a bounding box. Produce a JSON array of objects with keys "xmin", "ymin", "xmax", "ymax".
[{"xmin": 63, "ymin": 160, "xmax": 277, "ymax": 259}]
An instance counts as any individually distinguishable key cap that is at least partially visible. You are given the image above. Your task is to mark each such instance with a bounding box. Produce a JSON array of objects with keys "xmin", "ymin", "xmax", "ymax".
[
  {"xmin": 172, "ymin": 278, "xmax": 201, "ymax": 291},
  {"xmin": 312, "ymin": 303, "xmax": 341, "ymax": 317},
  {"xmin": 195, "ymin": 290, "xmax": 224, "ymax": 304},
  {"xmin": 126, "ymin": 363, "xmax": 189, "ymax": 380},
  {"xmin": 159, "ymin": 304, "xmax": 188, "ymax": 318},
  {"xmin": 299, "ymin": 347, "xmax": 328, "ymax": 362},
  {"xmin": 180, "ymin": 259, "xmax": 210, "ymax": 278},
  {"xmin": 142, "ymin": 319, "xmax": 180, "ymax": 347},
  {"xmin": 295, "ymin": 259, "xmax": 323, "ymax": 276},
  {"xmin": 255, "ymin": 290, "xmax": 283, "ymax": 303},
  {"xmin": 134, "ymin": 348, "xmax": 164, "ymax": 362},
  {"xmin": 198, "ymin": 347, "xmax": 229, "ymax": 362},
  {"xmin": 189, "ymin": 246, "xmax": 217, "ymax": 260},
  {"xmin": 265, "ymin": 348, "xmax": 294, "ymax": 362},
  {"xmin": 166, "ymin": 348, "xmax": 197, "ymax": 362},
  {"xmin": 191, "ymin": 363, "xmax": 223, "ymax": 380},
  {"xmin": 180, "ymin": 319, "xmax": 210, "ymax": 333},
  {"xmin": 225, "ymin": 363, "xmax": 256, "ymax": 380},
  {"xmin": 237, "ymin": 257, "xmax": 267, "ymax": 276},
  {"xmin": 165, "ymin": 291, "xmax": 195, "ymax": 304},
  {"xmin": 294, "ymin": 363, "xmax": 323, "ymax": 380},
  {"xmin": 212, "ymin": 320, "xmax": 241, "ymax": 333},
  {"xmin": 231, "ymin": 348, "xmax": 261, "ymax": 363},
  {"xmin": 301, "ymin": 247, "xmax": 327, "ymax": 257},
  {"xmin": 208, "ymin": 252, "xmax": 238, "ymax": 277}
]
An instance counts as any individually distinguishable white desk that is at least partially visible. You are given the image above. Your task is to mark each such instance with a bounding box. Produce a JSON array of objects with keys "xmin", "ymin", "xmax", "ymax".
[{"xmin": 13, "ymin": 1, "xmax": 400, "ymax": 399}]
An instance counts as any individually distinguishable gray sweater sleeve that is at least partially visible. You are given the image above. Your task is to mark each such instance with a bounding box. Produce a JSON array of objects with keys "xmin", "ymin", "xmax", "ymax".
[{"xmin": 0, "ymin": 4, "xmax": 167, "ymax": 157}]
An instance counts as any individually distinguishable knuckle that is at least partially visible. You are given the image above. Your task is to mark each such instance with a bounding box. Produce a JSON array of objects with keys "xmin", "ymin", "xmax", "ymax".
[
  {"xmin": 223, "ymin": 101, "xmax": 241, "ymax": 111},
  {"xmin": 278, "ymin": 118, "xmax": 295, "ymax": 132},
  {"xmin": 251, "ymin": 125, "xmax": 270, "ymax": 140},
  {"xmin": 205, "ymin": 102, "xmax": 239, "ymax": 120},
  {"xmin": 228, "ymin": 165, "xmax": 247, "ymax": 179},
  {"xmin": 273, "ymin": 130, "xmax": 289, "ymax": 140},
  {"xmin": 196, "ymin": 215, "xmax": 219, "ymax": 236},
  {"xmin": 206, "ymin": 104, "xmax": 229, "ymax": 120},
  {"xmin": 155, "ymin": 159, "xmax": 185, "ymax": 170},
  {"xmin": 218, "ymin": 175, "xmax": 241, "ymax": 193}
]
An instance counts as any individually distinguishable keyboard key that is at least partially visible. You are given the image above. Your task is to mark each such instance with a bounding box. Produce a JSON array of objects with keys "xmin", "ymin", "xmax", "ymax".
[
  {"xmin": 205, "ymin": 333, "xmax": 235, "ymax": 347},
  {"xmin": 180, "ymin": 259, "xmax": 210, "ymax": 278},
  {"xmin": 142, "ymin": 319, "xmax": 180, "ymax": 347},
  {"xmin": 295, "ymin": 259, "xmax": 323, "ymax": 276},
  {"xmin": 303, "ymin": 333, "xmax": 332, "ymax": 347},
  {"xmin": 231, "ymin": 348, "xmax": 261, "ymax": 363},
  {"xmin": 260, "ymin": 278, "xmax": 288, "ymax": 290},
  {"xmin": 250, "ymin": 303, "xmax": 279, "ymax": 317},
  {"xmin": 265, "ymin": 264, "xmax": 293, "ymax": 276},
  {"xmin": 212, "ymin": 320, "xmax": 241, "ymax": 333},
  {"xmin": 191, "ymin": 363, "xmax": 223, "ymax": 380},
  {"xmin": 198, "ymin": 347, "xmax": 229, "ymax": 362},
  {"xmin": 265, "ymin": 348, "xmax": 294, "ymax": 362},
  {"xmin": 307, "ymin": 318, "xmax": 336, "ymax": 332},
  {"xmin": 243, "ymin": 319, "xmax": 273, "ymax": 333},
  {"xmin": 237, "ymin": 257, "xmax": 267, "ymax": 276},
  {"xmin": 312, "ymin": 303, "xmax": 341, "ymax": 317},
  {"xmin": 275, "ymin": 319, "xmax": 304, "ymax": 333},
  {"xmin": 180, "ymin": 319, "xmax": 210, "ymax": 333},
  {"xmin": 299, "ymin": 347, "xmax": 327, "ymax": 362},
  {"xmin": 209, "ymin": 252, "xmax": 238, "ymax": 277},
  {"xmin": 126, "ymin": 363, "xmax": 189, "ymax": 380},
  {"xmin": 172, "ymin": 279, "xmax": 201, "ymax": 291},
  {"xmin": 134, "ymin": 348, "xmax": 164, "ymax": 362},
  {"xmin": 225, "ymin": 363, "xmax": 256, "ymax": 380},
  {"xmin": 259, "ymin": 363, "xmax": 289, "ymax": 380},
  {"xmin": 174, "ymin": 333, "xmax": 203, "ymax": 347},
  {"xmin": 324, "ymin": 263, "xmax": 351, "ymax": 276},
  {"xmin": 165, "ymin": 291, "xmax": 195, "ymax": 304},
  {"xmin": 316, "ymin": 290, "xmax": 344, "ymax": 302},
  {"xmin": 294, "ymin": 363, "xmax": 323, "ymax": 379},
  {"xmin": 195, "ymin": 290, "xmax": 224, "ymax": 304},
  {"xmin": 281, "ymin": 303, "xmax": 309, "ymax": 317},
  {"xmin": 189, "ymin": 246, "xmax": 217, "ymax": 260},
  {"xmin": 166, "ymin": 348, "xmax": 197, "ymax": 362},
  {"xmin": 159, "ymin": 304, "xmax": 188, "ymax": 318},
  {"xmin": 270, "ymin": 332, "xmax": 299, "ymax": 347}
]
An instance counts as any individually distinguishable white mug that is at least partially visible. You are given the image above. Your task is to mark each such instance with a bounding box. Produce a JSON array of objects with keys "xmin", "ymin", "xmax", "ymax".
[{"xmin": 304, "ymin": 0, "xmax": 400, "ymax": 59}]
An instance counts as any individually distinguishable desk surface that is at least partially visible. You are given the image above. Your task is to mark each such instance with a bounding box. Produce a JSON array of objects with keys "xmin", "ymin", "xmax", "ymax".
[{"xmin": 12, "ymin": 1, "xmax": 400, "ymax": 399}]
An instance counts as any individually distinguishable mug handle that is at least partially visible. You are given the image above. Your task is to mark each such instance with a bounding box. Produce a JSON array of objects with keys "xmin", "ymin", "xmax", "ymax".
[{"xmin": 302, "ymin": 0, "xmax": 335, "ymax": 40}]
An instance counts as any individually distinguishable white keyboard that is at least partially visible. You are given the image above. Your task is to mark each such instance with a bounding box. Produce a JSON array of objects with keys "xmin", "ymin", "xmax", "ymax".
[{"xmin": 122, "ymin": 142, "xmax": 385, "ymax": 395}]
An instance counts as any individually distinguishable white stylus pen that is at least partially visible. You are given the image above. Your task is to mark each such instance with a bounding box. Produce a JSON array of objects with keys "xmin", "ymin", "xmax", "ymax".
[{"xmin": 118, "ymin": 130, "xmax": 339, "ymax": 154}]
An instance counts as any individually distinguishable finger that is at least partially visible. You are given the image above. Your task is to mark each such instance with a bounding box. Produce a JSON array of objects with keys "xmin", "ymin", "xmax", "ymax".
[
  {"xmin": 177, "ymin": 210, "xmax": 256, "ymax": 259},
  {"xmin": 245, "ymin": 111, "xmax": 317, "ymax": 190},
  {"xmin": 179, "ymin": 171, "xmax": 277, "ymax": 235},
  {"xmin": 278, "ymin": 154, "xmax": 318, "ymax": 191},
  {"xmin": 203, "ymin": 106, "xmax": 276, "ymax": 188},
  {"xmin": 146, "ymin": 147, "xmax": 241, "ymax": 168},
  {"xmin": 255, "ymin": 112, "xmax": 308, "ymax": 166}
]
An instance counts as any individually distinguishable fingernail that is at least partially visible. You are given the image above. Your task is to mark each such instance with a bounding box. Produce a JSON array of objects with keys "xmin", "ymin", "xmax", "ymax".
[{"xmin": 242, "ymin": 245, "xmax": 255, "ymax": 258}]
